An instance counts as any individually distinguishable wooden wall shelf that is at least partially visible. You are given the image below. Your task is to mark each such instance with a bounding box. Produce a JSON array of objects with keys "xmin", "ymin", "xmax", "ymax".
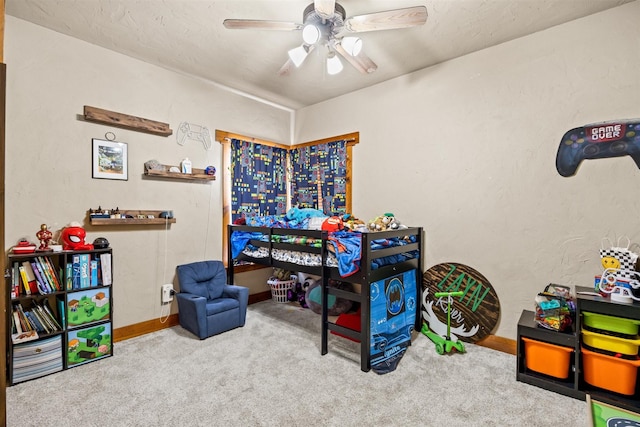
[
  {"xmin": 143, "ymin": 164, "xmax": 216, "ymax": 181},
  {"xmin": 83, "ymin": 106, "xmax": 172, "ymax": 137},
  {"xmin": 88, "ymin": 209, "xmax": 176, "ymax": 226}
]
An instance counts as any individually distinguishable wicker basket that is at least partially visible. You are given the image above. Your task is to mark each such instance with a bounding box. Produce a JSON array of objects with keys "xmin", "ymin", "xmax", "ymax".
[{"xmin": 267, "ymin": 276, "xmax": 296, "ymax": 303}]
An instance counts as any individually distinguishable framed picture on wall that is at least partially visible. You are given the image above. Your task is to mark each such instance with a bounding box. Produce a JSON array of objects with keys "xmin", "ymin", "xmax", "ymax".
[
  {"xmin": 588, "ymin": 394, "xmax": 640, "ymax": 426},
  {"xmin": 92, "ymin": 139, "xmax": 128, "ymax": 180}
]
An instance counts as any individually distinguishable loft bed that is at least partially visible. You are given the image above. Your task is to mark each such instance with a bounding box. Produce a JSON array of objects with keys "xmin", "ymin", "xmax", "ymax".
[{"xmin": 227, "ymin": 224, "xmax": 424, "ymax": 372}]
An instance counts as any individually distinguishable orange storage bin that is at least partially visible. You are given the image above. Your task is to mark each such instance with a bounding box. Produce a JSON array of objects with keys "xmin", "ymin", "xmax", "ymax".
[
  {"xmin": 582, "ymin": 346, "xmax": 640, "ymax": 395},
  {"xmin": 522, "ymin": 337, "xmax": 573, "ymax": 379}
]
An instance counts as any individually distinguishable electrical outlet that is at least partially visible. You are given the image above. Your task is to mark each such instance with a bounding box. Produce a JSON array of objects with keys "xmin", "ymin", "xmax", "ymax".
[{"xmin": 162, "ymin": 284, "xmax": 174, "ymax": 303}]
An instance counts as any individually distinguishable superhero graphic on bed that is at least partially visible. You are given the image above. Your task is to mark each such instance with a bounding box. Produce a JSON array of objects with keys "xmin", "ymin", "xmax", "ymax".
[{"xmin": 370, "ymin": 270, "xmax": 417, "ymax": 374}]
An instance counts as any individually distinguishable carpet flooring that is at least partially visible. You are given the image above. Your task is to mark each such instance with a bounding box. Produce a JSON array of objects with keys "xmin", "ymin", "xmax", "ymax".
[{"xmin": 6, "ymin": 301, "xmax": 587, "ymax": 426}]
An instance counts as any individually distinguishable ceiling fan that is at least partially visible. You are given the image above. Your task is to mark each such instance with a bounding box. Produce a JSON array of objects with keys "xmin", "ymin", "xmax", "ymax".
[{"xmin": 223, "ymin": 0, "xmax": 428, "ymax": 76}]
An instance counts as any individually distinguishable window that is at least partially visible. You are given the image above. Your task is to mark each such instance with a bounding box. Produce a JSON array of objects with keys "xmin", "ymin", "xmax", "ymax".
[{"xmin": 216, "ymin": 130, "xmax": 358, "ymax": 268}]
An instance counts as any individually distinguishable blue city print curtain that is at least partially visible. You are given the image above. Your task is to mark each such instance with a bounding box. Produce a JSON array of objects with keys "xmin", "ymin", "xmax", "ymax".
[
  {"xmin": 231, "ymin": 139, "xmax": 288, "ymax": 222},
  {"xmin": 289, "ymin": 140, "xmax": 347, "ymax": 215}
]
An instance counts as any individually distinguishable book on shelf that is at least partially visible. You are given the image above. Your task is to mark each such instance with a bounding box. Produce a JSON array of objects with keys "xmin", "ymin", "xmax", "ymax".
[
  {"xmin": 94, "ymin": 255, "xmax": 102, "ymax": 286},
  {"xmin": 12, "ymin": 309, "xmax": 23, "ymax": 334},
  {"xmin": 32, "ymin": 259, "xmax": 52, "ymax": 293},
  {"xmin": 90, "ymin": 260, "xmax": 98, "ymax": 287},
  {"xmin": 79, "ymin": 254, "xmax": 90, "ymax": 288},
  {"xmin": 25, "ymin": 310, "xmax": 46, "ymax": 333},
  {"xmin": 65, "ymin": 263, "xmax": 72, "ymax": 290},
  {"xmin": 18, "ymin": 266, "xmax": 33, "ymax": 295},
  {"xmin": 41, "ymin": 299, "xmax": 62, "ymax": 330},
  {"xmin": 71, "ymin": 254, "xmax": 81, "ymax": 290},
  {"xmin": 56, "ymin": 298, "xmax": 66, "ymax": 329},
  {"xmin": 14, "ymin": 304, "xmax": 34, "ymax": 332},
  {"xmin": 11, "ymin": 262, "xmax": 19, "ymax": 298},
  {"xmin": 11, "ymin": 330, "xmax": 39, "ymax": 345},
  {"xmin": 40, "ymin": 256, "xmax": 62, "ymax": 291},
  {"xmin": 100, "ymin": 253, "xmax": 112, "ymax": 286},
  {"xmin": 29, "ymin": 260, "xmax": 50, "ymax": 294}
]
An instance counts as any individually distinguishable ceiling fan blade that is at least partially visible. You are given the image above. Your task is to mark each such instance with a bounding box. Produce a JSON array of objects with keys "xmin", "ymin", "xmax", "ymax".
[
  {"xmin": 314, "ymin": 0, "xmax": 336, "ymax": 19},
  {"xmin": 343, "ymin": 6, "xmax": 428, "ymax": 33},
  {"xmin": 334, "ymin": 43, "xmax": 378, "ymax": 74},
  {"xmin": 223, "ymin": 19, "xmax": 302, "ymax": 31}
]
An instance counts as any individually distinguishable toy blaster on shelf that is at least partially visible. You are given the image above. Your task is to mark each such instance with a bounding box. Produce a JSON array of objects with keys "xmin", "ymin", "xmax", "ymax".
[{"xmin": 534, "ymin": 284, "xmax": 575, "ymax": 332}]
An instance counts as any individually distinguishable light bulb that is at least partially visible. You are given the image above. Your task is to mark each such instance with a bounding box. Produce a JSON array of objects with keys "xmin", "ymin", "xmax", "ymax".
[
  {"xmin": 302, "ymin": 24, "xmax": 320, "ymax": 45},
  {"xmin": 326, "ymin": 52, "xmax": 343, "ymax": 75},
  {"xmin": 288, "ymin": 45, "xmax": 309, "ymax": 67},
  {"xmin": 341, "ymin": 37, "xmax": 362, "ymax": 56}
]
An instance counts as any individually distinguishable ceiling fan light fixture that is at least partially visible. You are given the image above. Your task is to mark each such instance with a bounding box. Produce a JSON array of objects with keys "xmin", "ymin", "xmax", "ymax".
[
  {"xmin": 326, "ymin": 52, "xmax": 343, "ymax": 75},
  {"xmin": 302, "ymin": 24, "xmax": 321, "ymax": 45},
  {"xmin": 341, "ymin": 37, "xmax": 362, "ymax": 56},
  {"xmin": 288, "ymin": 45, "xmax": 309, "ymax": 67}
]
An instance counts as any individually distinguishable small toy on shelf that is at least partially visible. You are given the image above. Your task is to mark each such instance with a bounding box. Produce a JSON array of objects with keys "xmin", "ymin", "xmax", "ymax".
[
  {"xmin": 36, "ymin": 223, "xmax": 53, "ymax": 251},
  {"xmin": 534, "ymin": 284, "xmax": 575, "ymax": 331},
  {"xmin": 12, "ymin": 238, "xmax": 37, "ymax": 254},
  {"xmin": 60, "ymin": 221, "xmax": 94, "ymax": 250}
]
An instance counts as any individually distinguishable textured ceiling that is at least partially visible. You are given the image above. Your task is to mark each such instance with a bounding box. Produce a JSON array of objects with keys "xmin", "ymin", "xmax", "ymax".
[{"xmin": 6, "ymin": 0, "xmax": 634, "ymax": 110}]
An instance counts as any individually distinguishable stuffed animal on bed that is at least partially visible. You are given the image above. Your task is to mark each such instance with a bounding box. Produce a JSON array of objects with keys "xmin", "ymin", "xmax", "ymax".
[
  {"xmin": 368, "ymin": 213, "xmax": 407, "ymax": 231},
  {"xmin": 368, "ymin": 213, "xmax": 395, "ymax": 231},
  {"xmin": 342, "ymin": 214, "xmax": 367, "ymax": 232},
  {"xmin": 305, "ymin": 279, "xmax": 353, "ymax": 316},
  {"xmin": 286, "ymin": 207, "xmax": 326, "ymax": 223}
]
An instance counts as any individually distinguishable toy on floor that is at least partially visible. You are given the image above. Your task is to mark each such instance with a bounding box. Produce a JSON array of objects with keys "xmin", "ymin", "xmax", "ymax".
[
  {"xmin": 286, "ymin": 280, "xmax": 309, "ymax": 308},
  {"xmin": 306, "ymin": 279, "xmax": 353, "ymax": 316},
  {"xmin": 421, "ymin": 291, "xmax": 466, "ymax": 355}
]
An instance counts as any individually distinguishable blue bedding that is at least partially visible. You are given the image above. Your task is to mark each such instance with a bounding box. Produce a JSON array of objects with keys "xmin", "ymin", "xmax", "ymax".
[{"xmin": 230, "ymin": 227, "xmax": 417, "ymax": 277}]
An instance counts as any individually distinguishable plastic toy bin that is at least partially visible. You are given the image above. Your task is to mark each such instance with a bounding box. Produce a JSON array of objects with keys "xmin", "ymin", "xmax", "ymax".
[
  {"xmin": 521, "ymin": 337, "xmax": 573, "ymax": 379},
  {"xmin": 582, "ymin": 312, "xmax": 640, "ymax": 336},
  {"xmin": 267, "ymin": 277, "xmax": 295, "ymax": 303},
  {"xmin": 581, "ymin": 328, "xmax": 640, "ymax": 356},
  {"xmin": 581, "ymin": 346, "xmax": 640, "ymax": 395}
]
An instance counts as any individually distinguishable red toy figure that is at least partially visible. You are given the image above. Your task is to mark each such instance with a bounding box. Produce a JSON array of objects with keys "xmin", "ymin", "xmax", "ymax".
[
  {"xmin": 60, "ymin": 222, "xmax": 94, "ymax": 250},
  {"xmin": 36, "ymin": 223, "xmax": 53, "ymax": 251}
]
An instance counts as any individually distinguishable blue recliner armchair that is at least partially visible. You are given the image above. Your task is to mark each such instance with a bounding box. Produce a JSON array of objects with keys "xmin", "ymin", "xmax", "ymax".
[{"xmin": 176, "ymin": 260, "xmax": 249, "ymax": 339}]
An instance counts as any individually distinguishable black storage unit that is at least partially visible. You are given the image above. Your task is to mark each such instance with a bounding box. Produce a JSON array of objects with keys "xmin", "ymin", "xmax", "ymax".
[
  {"xmin": 6, "ymin": 248, "xmax": 113, "ymax": 385},
  {"xmin": 517, "ymin": 286, "xmax": 640, "ymax": 413}
]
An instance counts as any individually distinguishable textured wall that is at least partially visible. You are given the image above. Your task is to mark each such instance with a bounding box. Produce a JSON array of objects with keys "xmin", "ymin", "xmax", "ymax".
[
  {"xmin": 295, "ymin": 1, "xmax": 640, "ymax": 339},
  {"xmin": 5, "ymin": 16, "xmax": 288, "ymax": 328}
]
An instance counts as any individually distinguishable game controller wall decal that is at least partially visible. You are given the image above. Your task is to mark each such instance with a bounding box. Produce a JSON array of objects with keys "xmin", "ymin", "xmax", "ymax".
[
  {"xmin": 177, "ymin": 121, "xmax": 212, "ymax": 150},
  {"xmin": 556, "ymin": 119, "xmax": 640, "ymax": 177}
]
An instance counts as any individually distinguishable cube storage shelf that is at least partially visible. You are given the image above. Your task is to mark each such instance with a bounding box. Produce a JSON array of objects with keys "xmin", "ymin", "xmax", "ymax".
[
  {"xmin": 517, "ymin": 286, "xmax": 640, "ymax": 413},
  {"xmin": 6, "ymin": 248, "xmax": 113, "ymax": 385}
]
